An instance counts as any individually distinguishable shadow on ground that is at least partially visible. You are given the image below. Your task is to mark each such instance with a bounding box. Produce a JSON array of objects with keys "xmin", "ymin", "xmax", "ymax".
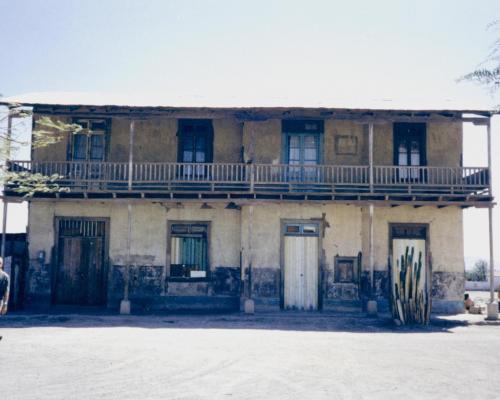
[{"xmin": 0, "ymin": 310, "xmax": 480, "ymax": 334}]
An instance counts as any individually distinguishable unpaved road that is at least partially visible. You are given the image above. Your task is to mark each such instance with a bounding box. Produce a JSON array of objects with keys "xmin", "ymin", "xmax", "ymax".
[{"xmin": 1, "ymin": 312, "xmax": 499, "ymax": 400}]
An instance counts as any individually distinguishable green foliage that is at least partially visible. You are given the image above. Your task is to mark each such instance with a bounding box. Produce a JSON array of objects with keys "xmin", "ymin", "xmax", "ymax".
[{"xmin": 465, "ymin": 259, "xmax": 488, "ymax": 282}]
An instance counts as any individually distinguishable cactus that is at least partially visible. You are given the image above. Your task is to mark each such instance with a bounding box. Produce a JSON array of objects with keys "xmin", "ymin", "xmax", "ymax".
[{"xmin": 390, "ymin": 243, "xmax": 432, "ymax": 325}]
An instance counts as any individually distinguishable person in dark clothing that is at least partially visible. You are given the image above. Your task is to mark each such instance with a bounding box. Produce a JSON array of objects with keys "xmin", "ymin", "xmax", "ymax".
[{"xmin": 0, "ymin": 257, "xmax": 10, "ymax": 315}]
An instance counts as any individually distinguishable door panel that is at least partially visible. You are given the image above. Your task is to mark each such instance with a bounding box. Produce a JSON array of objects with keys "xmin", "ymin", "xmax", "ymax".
[
  {"xmin": 284, "ymin": 235, "xmax": 319, "ymax": 310},
  {"xmin": 286, "ymin": 134, "xmax": 320, "ymax": 182},
  {"xmin": 394, "ymin": 123, "xmax": 426, "ymax": 181},
  {"xmin": 85, "ymin": 238, "xmax": 105, "ymax": 305},
  {"xmin": 56, "ymin": 237, "xmax": 84, "ymax": 304}
]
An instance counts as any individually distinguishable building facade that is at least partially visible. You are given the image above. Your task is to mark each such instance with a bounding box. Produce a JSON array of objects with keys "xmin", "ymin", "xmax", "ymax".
[{"xmin": 2, "ymin": 96, "xmax": 494, "ymax": 313}]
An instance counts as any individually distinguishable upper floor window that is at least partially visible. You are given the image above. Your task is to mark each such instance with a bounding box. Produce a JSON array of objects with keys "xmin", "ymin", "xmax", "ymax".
[
  {"xmin": 177, "ymin": 119, "xmax": 213, "ymax": 163},
  {"xmin": 70, "ymin": 119, "xmax": 108, "ymax": 161},
  {"xmin": 282, "ymin": 120, "xmax": 323, "ymax": 181},
  {"xmin": 282, "ymin": 120, "xmax": 323, "ymax": 166},
  {"xmin": 393, "ymin": 123, "xmax": 426, "ymax": 180},
  {"xmin": 393, "ymin": 123, "xmax": 426, "ymax": 167}
]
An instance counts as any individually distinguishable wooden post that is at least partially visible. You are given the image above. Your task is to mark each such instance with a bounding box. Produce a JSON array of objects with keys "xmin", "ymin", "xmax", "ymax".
[
  {"xmin": 120, "ymin": 119, "xmax": 134, "ymax": 314},
  {"xmin": 366, "ymin": 203, "xmax": 378, "ymax": 316},
  {"xmin": 486, "ymin": 119, "xmax": 494, "ymax": 304},
  {"xmin": 485, "ymin": 117, "xmax": 497, "ymax": 320},
  {"xmin": 369, "ymin": 204, "xmax": 374, "ymax": 294},
  {"xmin": 243, "ymin": 204, "xmax": 255, "ymax": 313},
  {"xmin": 1, "ymin": 202, "xmax": 7, "ymax": 261},
  {"xmin": 248, "ymin": 204, "xmax": 253, "ymax": 298},
  {"xmin": 369, "ymin": 123, "xmax": 374, "ymax": 193},
  {"xmin": 488, "ymin": 205, "xmax": 495, "ymax": 303},
  {"xmin": 128, "ymin": 120, "xmax": 135, "ymax": 191},
  {"xmin": 125, "ymin": 119, "xmax": 134, "ymax": 298},
  {"xmin": 1, "ymin": 108, "xmax": 13, "ymax": 260},
  {"xmin": 124, "ymin": 203, "xmax": 132, "ymax": 302},
  {"xmin": 250, "ymin": 164, "xmax": 255, "ymax": 192}
]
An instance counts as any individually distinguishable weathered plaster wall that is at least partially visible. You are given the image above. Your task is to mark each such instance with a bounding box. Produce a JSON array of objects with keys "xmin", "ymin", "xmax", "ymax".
[
  {"xmin": 213, "ymin": 119, "xmax": 243, "ymax": 163},
  {"xmin": 427, "ymin": 121, "xmax": 462, "ymax": 167},
  {"xmin": 324, "ymin": 120, "xmax": 368, "ymax": 165},
  {"xmin": 242, "ymin": 119, "xmax": 282, "ymax": 163},
  {"xmin": 32, "ymin": 115, "xmax": 71, "ymax": 162},
  {"xmin": 371, "ymin": 121, "xmax": 463, "ymax": 166},
  {"xmin": 31, "ymin": 113, "xmax": 463, "ymax": 169},
  {"xmin": 109, "ymin": 117, "xmax": 242, "ymax": 163},
  {"xmin": 26, "ymin": 200, "xmax": 465, "ymax": 312},
  {"xmin": 360, "ymin": 205, "xmax": 464, "ymax": 273},
  {"xmin": 241, "ymin": 203, "xmax": 362, "ymax": 270},
  {"xmin": 373, "ymin": 123, "xmax": 393, "ymax": 165},
  {"xmin": 28, "ymin": 201, "xmax": 241, "ymax": 267},
  {"xmin": 32, "ymin": 115, "xmax": 243, "ymax": 164},
  {"xmin": 240, "ymin": 203, "xmax": 362, "ymax": 302},
  {"xmin": 360, "ymin": 205, "xmax": 464, "ymax": 309},
  {"xmin": 26, "ymin": 201, "xmax": 242, "ymax": 308}
]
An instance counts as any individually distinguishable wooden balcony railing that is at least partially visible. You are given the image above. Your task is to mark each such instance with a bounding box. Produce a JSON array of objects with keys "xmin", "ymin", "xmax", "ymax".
[{"xmin": 6, "ymin": 160, "xmax": 491, "ymax": 200}]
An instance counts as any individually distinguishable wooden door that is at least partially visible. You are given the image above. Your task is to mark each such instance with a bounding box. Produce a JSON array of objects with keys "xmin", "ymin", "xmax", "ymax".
[
  {"xmin": 55, "ymin": 219, "xmax": 106, "ymax": 306},
  {"xmin": 393, "ymin": 123, "xmax": 426, "ymax": 181},
  {"xmin": 283, "ymin": 224, "xmax": 319, "ymax": 310},
  {"xmin": 287, "ymin": 134, "xmax": 320, "ymax": 182}
]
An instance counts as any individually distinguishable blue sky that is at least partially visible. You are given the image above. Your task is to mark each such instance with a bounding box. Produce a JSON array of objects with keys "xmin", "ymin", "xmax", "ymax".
[{"xmin": 1, "ymin": 0, "xmax": 499, "ymax": 264}]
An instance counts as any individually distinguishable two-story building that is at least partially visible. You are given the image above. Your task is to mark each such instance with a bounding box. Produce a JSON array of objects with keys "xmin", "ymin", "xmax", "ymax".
[{"xmin": 1, "ymin": 93, "xmax": 495, "ymax": 314}]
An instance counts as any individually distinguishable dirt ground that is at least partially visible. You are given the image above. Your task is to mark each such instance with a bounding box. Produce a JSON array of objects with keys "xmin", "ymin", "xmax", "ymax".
[{"xmin": 1, "ymin": 311, "xmax": 499, "ymax": 400}]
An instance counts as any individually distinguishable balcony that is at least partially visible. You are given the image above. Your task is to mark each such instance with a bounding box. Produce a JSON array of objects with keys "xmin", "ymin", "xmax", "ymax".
[{"xmin": 5, "ymin": 160, "xmax": 491, "ymax": 205}]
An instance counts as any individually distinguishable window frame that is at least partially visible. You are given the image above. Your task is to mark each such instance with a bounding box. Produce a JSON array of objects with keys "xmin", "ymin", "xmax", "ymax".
[
  {"xmin": 166, "ymin": 220, "xmax": 211, "ymax": 281},
  {"xmin": 177, "ymin": 119, "xmax": 214, "ymax": 164},
  {"xmin": 334, "ymin": 255, "xmax": 360, "ymax": 284},
  {"xmin": 393, "ymin": 122, "xmax": 427, "ymax": 167},
  {"xmin": 68, "ymin": 118, "xmax": 110, "ymax": 162},
  {"xmin": 281, "ymin": 119, "xmax": 324, "ymax": 165}
]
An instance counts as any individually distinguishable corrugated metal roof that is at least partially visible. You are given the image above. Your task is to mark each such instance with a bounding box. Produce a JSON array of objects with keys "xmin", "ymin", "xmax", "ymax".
[{"xmin": 0, "ymin": 91, "xmax": 495, "ymax": 114}]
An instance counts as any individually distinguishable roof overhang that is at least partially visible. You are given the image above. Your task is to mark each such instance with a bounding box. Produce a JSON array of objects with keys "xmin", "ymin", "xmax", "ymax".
[{"xmin": 0, "ymin": 92, "xmax": 495, "ymax": 120}]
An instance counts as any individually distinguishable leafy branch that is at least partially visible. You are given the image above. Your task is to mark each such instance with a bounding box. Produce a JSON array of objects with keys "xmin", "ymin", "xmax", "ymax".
[
  {"xmin": 458, "ymin": 20, "xmax": 500, "ymax": 109},
  {"xmin": 1, "ymin": 101, "xmax": 82, "ymax": 196}
]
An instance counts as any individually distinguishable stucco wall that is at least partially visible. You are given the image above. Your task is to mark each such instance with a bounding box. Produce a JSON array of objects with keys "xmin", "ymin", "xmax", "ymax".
[
  {"xmin": 241, "ymin": 203, "xmax": 362, "ymax": 271},
  {"xmin": 360, "ymin": 205, "xmax": 464, "ymax": 273},
  {"xmin": 29, "ymin": 201, "xmax": 463, "ymax": 277},
  {"xmin": 371, "ymin": 121, "xmax": 463, "ymax": 166},
  {"xmin": 242, "ymin": 119, "xmax": 282, "ymax": 163},
  {"xmin": 360, "ymin": 205, "xmax": 464, "ymax": 308},
  {"xmin": 31, "ymin": 113, "xmax": 462, "ymax": 169},
  {"xmin": 32, "ymin": 115, "xmax": 72, "ymax": 162},
  {"xmin": 324, "ymin": 120, "xmax": 368, "ymax": 165},
  {"xmin": 427, "ymin": 121, "xmax": 462, "ymax": 167},
  {"xmin": 26, "ymin": 200, "xmax": 465, "ymax": 311},
  {"xmin": 28, "ymin": 201, "xmax": 241, "ymax": 268}
]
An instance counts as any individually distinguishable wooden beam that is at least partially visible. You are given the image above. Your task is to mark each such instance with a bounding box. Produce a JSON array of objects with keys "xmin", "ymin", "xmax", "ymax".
[
  {"xmin": 369, "ymin": 204, "xmax": 374, "ymax": 295},
  {"xmin": 369, "ymin": 123, "xmax": 374, "ymax": 193},
  {"xmin": 489, "ymin": 206, "xmax": 495, "ymax": 303},
  {"xmin": 1, "ymin": 109, "xmax": 13, "ymax": 260}
]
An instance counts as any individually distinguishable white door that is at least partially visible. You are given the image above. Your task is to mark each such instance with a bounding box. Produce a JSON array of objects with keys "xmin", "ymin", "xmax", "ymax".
[{"xmin": 284, "ymin": 224, "xmax": 319, "ymax": 310}]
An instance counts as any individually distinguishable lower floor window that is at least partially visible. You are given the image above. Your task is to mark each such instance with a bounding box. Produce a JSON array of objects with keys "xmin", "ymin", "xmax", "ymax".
[{"xmin": 170, "ymin": 223, "xmax": 208, "ymax": 278}]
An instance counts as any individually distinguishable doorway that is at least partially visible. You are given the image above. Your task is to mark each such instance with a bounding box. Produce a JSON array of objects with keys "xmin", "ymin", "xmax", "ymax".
[
  {"xmin": 282, "ymin": 222, "xmax": 320, "ymax": 310},
  {"xmin": 393, "ymin": 123, "xmax": 426, "ymax": 181},
  {"xmin": 54, "ymin": 218, "xmax": 108, "ymax": 306}
]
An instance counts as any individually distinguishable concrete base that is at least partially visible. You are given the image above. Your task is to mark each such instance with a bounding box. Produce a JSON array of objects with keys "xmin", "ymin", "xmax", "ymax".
[
  {"xmin": 244, "ymin": 299, "xmax": 255, "ymax": 314},
  {"xmin": 486, "ymin": 302, "xmax": 498, "ymax": 321},
  {"xmin": 119, "ymin": 300, "xmax": 131, "ymax": 315},
  {"xmin": 366, "ymin": 300, "xmax": 378, "ymax": 317}
]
